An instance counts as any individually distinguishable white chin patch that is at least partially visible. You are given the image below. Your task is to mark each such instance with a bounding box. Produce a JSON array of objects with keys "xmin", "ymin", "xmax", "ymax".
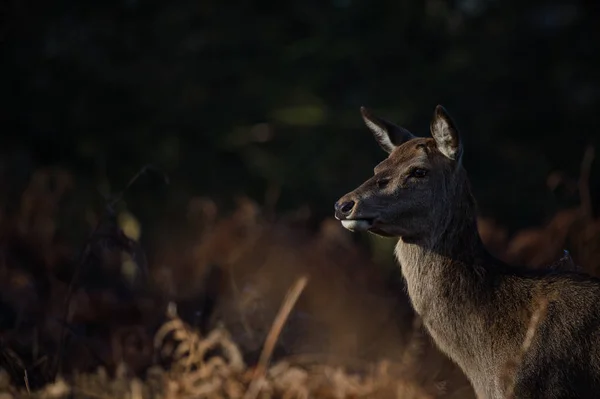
[{"xmin": 341, "ymin": 219, "xmax": 372, "ymax": 231}]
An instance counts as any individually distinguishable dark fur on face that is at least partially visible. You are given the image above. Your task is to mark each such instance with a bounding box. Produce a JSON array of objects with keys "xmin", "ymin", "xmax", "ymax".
[{"xmin": 335, "ymin": 105, "xmax": 466, "ymax": 243}]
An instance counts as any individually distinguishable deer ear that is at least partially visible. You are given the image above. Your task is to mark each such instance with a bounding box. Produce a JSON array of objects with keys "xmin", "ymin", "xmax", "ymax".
[
  {"xmin": 360, "ymin": 107, "xmax": 415, "ymax": 154},
  {"xmin": 430, "ymin": 105, "xmax": 462, "ymax": 161}
]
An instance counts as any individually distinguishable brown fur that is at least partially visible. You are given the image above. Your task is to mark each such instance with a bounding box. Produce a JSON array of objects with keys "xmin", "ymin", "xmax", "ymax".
[{"xmin": 334, "ymin": 105, "xmax": 600, "ymax": 398}]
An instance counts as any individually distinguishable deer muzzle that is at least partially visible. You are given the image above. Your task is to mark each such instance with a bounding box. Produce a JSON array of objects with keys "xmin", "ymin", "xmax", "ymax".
[{"xmin": 334, "ymin": 198, "xmax": 375, "ymax": 231}]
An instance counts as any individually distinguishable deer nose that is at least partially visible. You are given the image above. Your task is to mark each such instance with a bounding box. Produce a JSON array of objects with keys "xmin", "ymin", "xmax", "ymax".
[{"xmin": 335, "ymin": 200, "xmax": 355, "ymax": 216}]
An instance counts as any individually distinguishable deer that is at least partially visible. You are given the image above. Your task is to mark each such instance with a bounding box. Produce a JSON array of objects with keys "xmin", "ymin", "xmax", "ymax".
[{"xmin": 334, "ymin": 105, "xmax": 600, "ymax": 399}]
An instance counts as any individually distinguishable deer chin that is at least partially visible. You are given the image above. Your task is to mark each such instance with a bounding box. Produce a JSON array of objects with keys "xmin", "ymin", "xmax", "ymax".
[
  {"xmin": 368, "ymin": 227, "xmax": 396, "ymax": 238},
  {"xmin": 341, "ymin": 219, "xmax": 373, "ymax": 232}
]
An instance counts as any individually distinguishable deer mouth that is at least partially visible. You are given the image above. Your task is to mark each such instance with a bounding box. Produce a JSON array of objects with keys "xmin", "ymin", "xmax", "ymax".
[
  {"xmin": 340, "ymin": 218, "xmax": 374, "ymax": 232},
  {"xmin": 339, "ymin": 218, "xmax": 396, "ymax": 238}
]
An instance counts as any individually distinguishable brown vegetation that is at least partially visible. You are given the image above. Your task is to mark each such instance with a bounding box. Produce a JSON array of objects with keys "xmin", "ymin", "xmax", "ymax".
[{"xmin": 0, "ymin": 153, "xmax": 599, "ymax": 398}]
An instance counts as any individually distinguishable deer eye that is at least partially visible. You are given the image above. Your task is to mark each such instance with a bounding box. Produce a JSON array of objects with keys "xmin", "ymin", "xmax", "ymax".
[
  {"xmin": 376, "ymin": 178, "xmax": 390, "ymax": 188},
  {"xmin": 410, "ymin": 168, "xmax": 429, "ymax": 178}
]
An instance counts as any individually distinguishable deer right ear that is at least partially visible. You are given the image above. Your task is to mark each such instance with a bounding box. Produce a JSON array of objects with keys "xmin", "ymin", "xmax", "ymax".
[
  {"xmin": 360, "ymin": 107, "xmax": 415, "ymax": 154},
  {"xmin": 430, "ymin": 105, "xmax": 462, "ymax": 161}
]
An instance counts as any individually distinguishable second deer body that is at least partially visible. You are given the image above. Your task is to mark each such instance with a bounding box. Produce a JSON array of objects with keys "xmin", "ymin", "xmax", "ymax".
[{"xmin": 335, "ymin": 105, "xmax": 600, "ymax": 398}]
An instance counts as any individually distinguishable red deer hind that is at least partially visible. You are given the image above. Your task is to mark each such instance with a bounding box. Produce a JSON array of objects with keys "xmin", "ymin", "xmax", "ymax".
[{"xmin": 335, "ymin": 105, "xmax": 600, "ymax": 399}]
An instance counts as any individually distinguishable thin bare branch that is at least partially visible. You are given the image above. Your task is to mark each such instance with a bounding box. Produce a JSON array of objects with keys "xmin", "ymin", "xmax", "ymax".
[{"xmin": 243, "ymin": 276, "xmax": 309, "ymax": 399}]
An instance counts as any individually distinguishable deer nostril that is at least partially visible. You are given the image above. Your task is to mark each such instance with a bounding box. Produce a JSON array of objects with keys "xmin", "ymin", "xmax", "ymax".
[{"xmin": 337, "ymin": 200, "xmax": 355, "ymax": 215}]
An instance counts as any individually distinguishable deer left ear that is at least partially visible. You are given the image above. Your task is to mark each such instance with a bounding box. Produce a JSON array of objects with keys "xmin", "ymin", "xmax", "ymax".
[
  {"xmin": 430, "ymin": 105, "xmax": 462, "ymax": 161},
  {"xmin": 361, "ymin": 106, "xmax": 415, "ymax": 154}
]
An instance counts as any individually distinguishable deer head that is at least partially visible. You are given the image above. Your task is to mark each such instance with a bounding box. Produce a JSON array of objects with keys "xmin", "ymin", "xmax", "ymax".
[{"xmin": 334, "ymin": 105, "xmax": 466, "ymax": 242}]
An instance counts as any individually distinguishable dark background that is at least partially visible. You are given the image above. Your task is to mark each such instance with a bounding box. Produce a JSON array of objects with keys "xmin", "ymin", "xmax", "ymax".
[
  {"xmin": 1, "ymin": 1, "xmax": 600, "ymax": 395},
  {"xmin": 2, "ymin": 0, "xmax": 600, "ymax": 245}
]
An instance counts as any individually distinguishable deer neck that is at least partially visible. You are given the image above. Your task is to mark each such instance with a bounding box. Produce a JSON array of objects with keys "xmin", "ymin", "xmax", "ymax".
[
  {"xmin": 394, "ymin": 179, "xmax": 492, "ymax": 319},
  {"xmin": 394, "ymin": 183, "xmax": 509, "ymax": 396}
]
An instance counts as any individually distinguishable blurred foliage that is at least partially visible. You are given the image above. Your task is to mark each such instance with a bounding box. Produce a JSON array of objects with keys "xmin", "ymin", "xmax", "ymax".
[{"xmin": 2, "ymin": 0, "xmax": 600, "ymax": 244}]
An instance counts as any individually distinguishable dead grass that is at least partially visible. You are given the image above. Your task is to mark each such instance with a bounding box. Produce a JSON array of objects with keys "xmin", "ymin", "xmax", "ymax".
[{"xmin": 0, "ymin": 311, "xmax": 437, "ymax": 399}]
